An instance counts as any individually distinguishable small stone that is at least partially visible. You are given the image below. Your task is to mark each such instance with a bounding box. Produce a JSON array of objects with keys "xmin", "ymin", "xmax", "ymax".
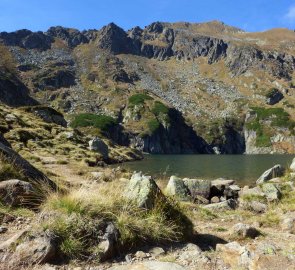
[
  {"xmin": 232, "ymin": 223, "xmax": 260, "ymax": 239},
  {"xmin": 210, "ymin": 196, "xmax": 220, "ymax": 203},
  {"xmin": 125, "ymin": 254, "xmax": 132, "ymax": 263},
  {"xmin": 0, "ymin": 226, "xmax": 8, "ymax": 233},
  {"xmin": 135, "ymin": 251, "xmax": 149, "ymax": 259},
  {"xmin": 194, "ymin": 195, "xmax": 210, "ymax": 204},
  {"xmin": 149, "ymin": 247, "xmax": 165, "ymax": 257},
  {"xmin": 281, "ymin": 216, "xmax": 295, "ymax": 234}
]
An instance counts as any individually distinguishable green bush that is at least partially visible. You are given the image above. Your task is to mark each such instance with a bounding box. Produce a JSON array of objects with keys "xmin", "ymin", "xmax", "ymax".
[
  {"xmin": 128, "ymin": 94, "xmax": 153, "ymax": 107},
  {"xmin": 70, "ymin": 114, "xmax": 117, "ymax": 131},
  {"xmin": 151, "ymin": 101, "xmax": 169, "ymax": 116}
]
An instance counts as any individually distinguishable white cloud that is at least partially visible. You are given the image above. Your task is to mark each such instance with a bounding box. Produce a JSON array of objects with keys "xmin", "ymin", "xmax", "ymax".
[{"xmin": 285, "ymin": 5, "xmax": 295, "ymax": 21}]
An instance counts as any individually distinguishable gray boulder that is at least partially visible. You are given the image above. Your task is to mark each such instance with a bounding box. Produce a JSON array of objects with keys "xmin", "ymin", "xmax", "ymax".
[
  {"xmin": 262, "ymin": 183, "xmax": 282, "ymax": 202},
  {"xmin": 124, "ymin": 172, "xmax": 162, "ymax": 209},
  {"xmin": 281, "ymin": 216, "xmax": 295, "ymax": 234},
  {"xmin": 256, "ymin": 164, "xmax": 284, "ymax": 184},
  {"xmin": 165, "ymin": 175, "xmax": 190, "ymax": 201},
  {"xmin": 0, "ymin": 179, "xmax": 34, "ymax": 206},
  {"xmin": 183, "ymin": 178, "xmax": 211, "ymax": 200},
  {"xmin": 89, "ymin": 137, "xmax": 109, "ymax": 159}
]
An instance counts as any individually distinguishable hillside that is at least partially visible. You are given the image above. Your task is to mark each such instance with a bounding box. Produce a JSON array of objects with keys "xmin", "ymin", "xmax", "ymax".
[{"xmin": 0, "ymin": 20, "xmax": 294, "ymax": 154}]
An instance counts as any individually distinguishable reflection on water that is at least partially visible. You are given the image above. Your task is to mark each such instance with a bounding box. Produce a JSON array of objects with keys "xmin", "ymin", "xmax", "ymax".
[{"xmin": 122, "ymin": 154, "xmax": 295, "ymax": 186}]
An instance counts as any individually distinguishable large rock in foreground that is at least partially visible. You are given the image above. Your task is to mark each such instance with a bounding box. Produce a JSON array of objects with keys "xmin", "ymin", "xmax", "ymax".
[
  {"xmin": 256, "ymin": 165, "xmax": 284, "ymax": 184},
  {"xmin": 124, "ymin": 172, "xmax": 162, "ymax": 209}
]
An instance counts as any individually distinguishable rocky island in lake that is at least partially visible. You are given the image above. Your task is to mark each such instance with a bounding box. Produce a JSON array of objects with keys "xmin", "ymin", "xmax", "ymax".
[{"xmin": 0, "ymin": 3, "xmax": 295, "ymax": 269}]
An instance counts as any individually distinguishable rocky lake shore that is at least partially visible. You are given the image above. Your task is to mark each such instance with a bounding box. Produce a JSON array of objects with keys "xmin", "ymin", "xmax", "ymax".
[{"xmin": 0, "ymin": 138, "xmax": 295, "ymax": 270}]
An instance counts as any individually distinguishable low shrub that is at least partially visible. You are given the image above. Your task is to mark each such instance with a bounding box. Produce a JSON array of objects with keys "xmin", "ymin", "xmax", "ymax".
[
  {"xmin": 70, "ymin": 113, "xmax": 117, "ymax": 132},
  {"xmin": 128, "ymin": 94, "xmax": 153, "ymax": 107},
  {"xmin": 151, "ymin": 101, "xmax": 169, "ymax": 116}
]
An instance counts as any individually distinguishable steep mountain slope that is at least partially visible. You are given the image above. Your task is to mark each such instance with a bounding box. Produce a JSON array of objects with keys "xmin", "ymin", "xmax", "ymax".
[{"xmin": 0, "ymin": 21, "xmax": 294, "ymax": 154}]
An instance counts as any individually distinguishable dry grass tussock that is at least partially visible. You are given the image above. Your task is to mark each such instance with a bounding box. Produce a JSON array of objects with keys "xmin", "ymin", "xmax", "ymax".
[{"xmin": 39, "ymin": 181, "xmax": 193, "ymax": 260}]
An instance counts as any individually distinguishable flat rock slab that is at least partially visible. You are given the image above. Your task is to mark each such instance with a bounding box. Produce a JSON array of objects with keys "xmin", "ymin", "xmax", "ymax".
[
  {"xmin": 211, "ymin": 179, "xmax": 236, "ymax": 186},
  {"xmin": 203, "ymin": 199, "xmax": 237, "ymax": 211},
  {"xmin": 107, "ymin": 261, "xmax": 186, "ymax": 270}
]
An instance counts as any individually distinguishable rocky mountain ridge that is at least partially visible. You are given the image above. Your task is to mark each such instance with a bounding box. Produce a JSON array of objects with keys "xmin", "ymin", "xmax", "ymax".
[{"xmin": 0, "ymin": 21, "xmax": 294, "ymax": 154}]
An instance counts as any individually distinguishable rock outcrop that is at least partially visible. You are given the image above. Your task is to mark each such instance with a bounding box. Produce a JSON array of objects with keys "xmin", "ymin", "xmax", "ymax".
[{"xmin": 0, "ymin": 140, "xmax": 56, "ymax": 189}]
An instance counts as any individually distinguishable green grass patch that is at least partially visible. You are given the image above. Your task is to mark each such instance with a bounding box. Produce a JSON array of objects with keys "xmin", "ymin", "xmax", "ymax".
[
  {"xmin": 148, "ymin": 119, "xmax": 160, "ymax": 134},
  {"xmin": 246, "ymin": 107, "xmax": 295, "ymax": 146},
  {"xmin": 70, "ymin": 113, "xmax": 117, "ymax": 132},
  {"xmin": 241, "ymin": 194, "xmax": 267, "ymax": 203},
  {"xmin": 0, "ymin": 161, "xmax": 26, "ymax": 182}
]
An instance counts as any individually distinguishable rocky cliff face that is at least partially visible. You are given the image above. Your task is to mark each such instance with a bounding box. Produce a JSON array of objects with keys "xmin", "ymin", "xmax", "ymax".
[{"xmin": 0, "ymin": 21, "xmax": 294, "ymax": 154}]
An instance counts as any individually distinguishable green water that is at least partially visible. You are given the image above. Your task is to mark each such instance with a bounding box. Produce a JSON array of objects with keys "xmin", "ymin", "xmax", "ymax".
[{"xmin": 122, "ymin": 154, "xmax": 295, "ymax": 186}]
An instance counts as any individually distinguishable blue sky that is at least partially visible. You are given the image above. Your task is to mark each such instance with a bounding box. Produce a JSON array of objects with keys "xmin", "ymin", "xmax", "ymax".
[{"xmin": 0, "ymin": 0, "xmax": 295, "ymax": 32}]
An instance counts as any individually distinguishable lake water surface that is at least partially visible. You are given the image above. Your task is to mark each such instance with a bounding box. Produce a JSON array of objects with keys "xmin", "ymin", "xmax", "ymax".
[{"xmin": 122, "ymin": 154, "xmax": 295, "ymax": 186}]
